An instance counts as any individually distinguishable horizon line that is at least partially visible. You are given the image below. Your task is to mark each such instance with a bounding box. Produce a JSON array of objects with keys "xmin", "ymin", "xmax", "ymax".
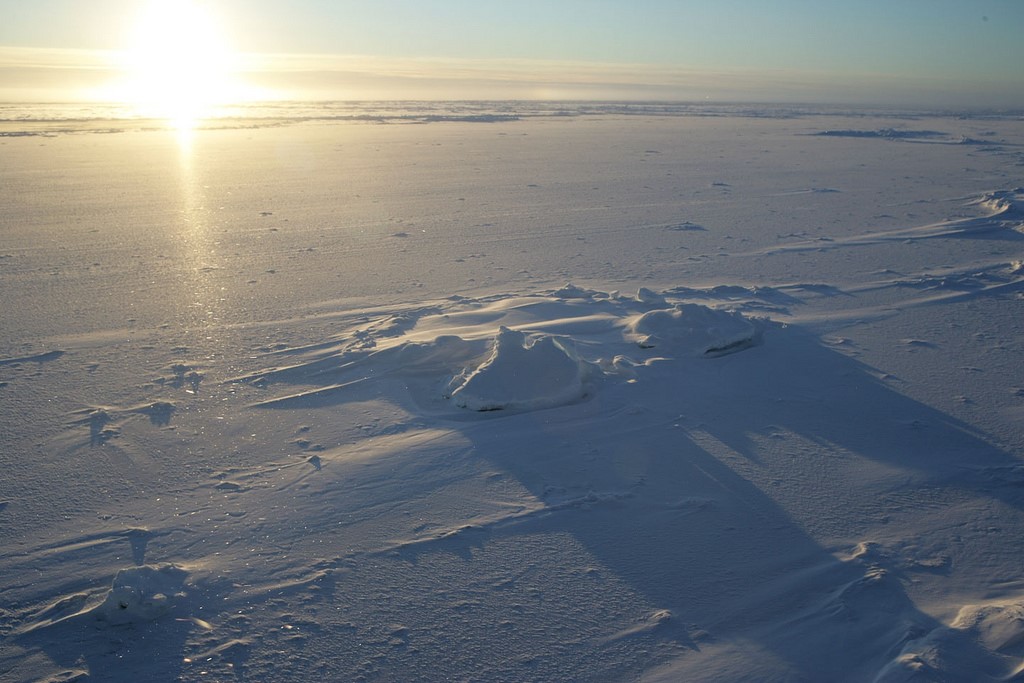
[{"xmin": 1, "ymin": 45, "xmax": 1022, "ymax": 110}]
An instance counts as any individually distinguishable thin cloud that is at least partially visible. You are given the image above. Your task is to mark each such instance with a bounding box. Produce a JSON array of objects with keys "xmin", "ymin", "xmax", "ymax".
[{"xmin": 0, "ymin": 46, "xmax": 1017, "ymax": 107}]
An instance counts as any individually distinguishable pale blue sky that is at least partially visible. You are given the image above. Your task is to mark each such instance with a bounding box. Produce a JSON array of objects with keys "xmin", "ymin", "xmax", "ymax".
[{"xmin": 2, "ymin": 0, "xmax": 1023, "ymax": 106}]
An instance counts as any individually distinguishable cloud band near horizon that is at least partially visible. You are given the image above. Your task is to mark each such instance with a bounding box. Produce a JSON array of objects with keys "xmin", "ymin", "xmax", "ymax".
[{"xmin": 0, "ymin": 46, "xmax": 1019, "ymax": 109}]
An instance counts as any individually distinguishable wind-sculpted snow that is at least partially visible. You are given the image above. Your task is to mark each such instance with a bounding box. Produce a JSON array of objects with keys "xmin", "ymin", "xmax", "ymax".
[
  {"xmin": 93, "ymin": 564, "xmax": 189, "ymax": 625},
  {"xmin": 812, "ymin": 128, "xmax": 948, "ymax": 140},
  {"xmin": 628, "ymin": 303, "xmax": 756, "ymax": 354},
  {"xmin": 3, "ymin": 108, "xmax": 1024, "ymax": 683},
  {"xmin": 447, "ymin": 327, "xmax": 589, "ymax": 411},
  {"xmin": 972, "ymin": 187, "xmax": 1024, "ymax": 226},
  {"xmin": 874, "ymin": 601, "xmax": 1024, "ymax": 682},
  {"xmin": 243, "ymin": 286, "xmax": 759, "ymax": 414},
  {"xmin": 17, "ymin": 564, "xmax": 189, "ymax": 632},
  {"xmin": 741, "ymin": 189, "xmax": 1024, "ymax": 259}
]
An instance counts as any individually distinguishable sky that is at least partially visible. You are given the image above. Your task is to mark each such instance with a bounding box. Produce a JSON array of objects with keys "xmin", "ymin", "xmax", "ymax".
[{"xmin": 1, "ymin": 0, "xmax": 1023, "ymax": 108}]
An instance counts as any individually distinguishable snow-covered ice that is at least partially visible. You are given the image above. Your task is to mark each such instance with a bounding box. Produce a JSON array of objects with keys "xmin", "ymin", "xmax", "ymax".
[
  {"xmin": 447, "ymin": 327, "xmax": 589, "ymax": 411},
  {"xmin": 1, "ymin": 103, "xmax": 1023, "ymax": 682}
]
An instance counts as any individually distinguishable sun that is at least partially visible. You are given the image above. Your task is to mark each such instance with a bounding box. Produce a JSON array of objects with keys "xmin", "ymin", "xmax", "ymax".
[{"xmin": 113, "ymin": 0, "xmax": 241, "ymax": 125}]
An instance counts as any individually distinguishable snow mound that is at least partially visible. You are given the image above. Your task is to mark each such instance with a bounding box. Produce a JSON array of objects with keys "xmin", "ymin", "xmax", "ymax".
[
  {"xmin": 245, "ymin": 287, "xmax": 761, "ymax": 415},
  {"xmin": 628, "ymin": 303, "xmax": 756, "ymax": 355},
  {"xmin": 953, "ymin": 602, "xmax": 1024, "ymax": 655},
  {"xmin": 394, "ymin": 335, "xmax": 480, "ymax": 373},
  {"xmin": 871, "ymin": 600, "xmax": 1024, "ymax": 682},
  {"xmin": 447, "ymin": 327, "xmax": 588, "ymax": 411},
  {"xmin": 552, "ymin": 282, "xmax": 598, "ymax": 299},
  {"xmin": 93, "ymin": 564, "xmax": 188, "ymax": 625},
  {"xmin": 634, "ymin": 286, "xmax": 666, "ymax": 305},
  {"xmin": 972, "ymin": 187, "xmax": 1024, "ymax": 226}
]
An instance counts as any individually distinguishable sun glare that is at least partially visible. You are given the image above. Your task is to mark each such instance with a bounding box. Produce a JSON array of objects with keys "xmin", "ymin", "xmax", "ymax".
[{"xmin": 112, "ymin": 0, "xmax": 242, "ymax": 126}]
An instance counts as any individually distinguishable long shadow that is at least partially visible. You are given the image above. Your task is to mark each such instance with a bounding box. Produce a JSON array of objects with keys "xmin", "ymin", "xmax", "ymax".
[
  {"xmin": 4, "ymin": 568, "xmax": 240, "ymax": 683},
  {"xmin": 198, "ymin": 312, "xmax": 1023, "ymax": 679},
  {"xmin": 0, "ymin": 527, "xmax": 242, "ymax": 683},
  {"xmin": 686, "ymin": 324, "xmax": 1024, "ymax": 510},
  {"xmin": 6, "ymin": 616, "xmax": 194, "ymax": 683},
  {"xmin": 416, "ymin": 322, "xmax": 1024, "ymax": 679}
]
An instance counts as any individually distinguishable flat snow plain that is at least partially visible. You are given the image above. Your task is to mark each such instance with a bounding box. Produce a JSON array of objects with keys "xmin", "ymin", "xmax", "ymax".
[{"xmin": 2, "ymin": 106, "xmax": 1024, "ymax": 682}]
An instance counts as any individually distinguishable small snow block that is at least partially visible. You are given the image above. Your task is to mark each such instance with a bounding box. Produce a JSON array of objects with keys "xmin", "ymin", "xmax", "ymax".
[{"xmin": 95, "ymin": 564, "xmax": 188, "ymax": 625}]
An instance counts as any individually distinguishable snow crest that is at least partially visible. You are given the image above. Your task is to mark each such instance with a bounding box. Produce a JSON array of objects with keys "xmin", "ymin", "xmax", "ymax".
[
  {"xmin": 972, "ymin": 187, "xmax": 1024, "ymax": 229},
  {"xmin": 447, "ymin": 327, "xmax": 588, "ymax": 412},
  {"xmin": 628, "ymin": 303, "xmax": 756, "ymax": 355},
  {"xmin": 240, "ymin": 286, "xmax": 761, "ymax": 415}
]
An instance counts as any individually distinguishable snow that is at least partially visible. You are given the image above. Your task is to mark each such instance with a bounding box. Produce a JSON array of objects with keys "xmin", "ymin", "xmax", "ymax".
[
  {"xmin": 94, "ymin": 564, "xmax": 189, "ymax": 626},
  {"xmin": 627, "ymin": 303, "xmax": 756, "ymax": 353},
  {"xmin": 447, "ymin": 327, "xmax": 589, "ymax": 411},
  {"xmin": 1, "ymin": 103, "xmax": 1023, "ymax": 682}
]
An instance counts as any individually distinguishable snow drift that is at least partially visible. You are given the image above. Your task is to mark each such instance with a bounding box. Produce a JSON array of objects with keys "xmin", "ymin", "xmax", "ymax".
[
  {"xmin": 2, "ymin": 108, "xmax": 1023, "ymax": 683},
  {"xmin": 447, "ymin": 327, "xmax": 590, "ymax": 411}
]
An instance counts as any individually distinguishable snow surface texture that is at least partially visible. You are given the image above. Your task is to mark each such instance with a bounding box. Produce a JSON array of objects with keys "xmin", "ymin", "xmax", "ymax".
[
  {"xmin": 12, "ymin": 563, "xmax": 189, "ymax": 635},
  {"xmin": 628, "ymin": 303, "xmax": 755, "ymax": 354},
  {"xmin": 447, "ymin": 327, "xmax": 590, "ymax": 411},
  {"xmin": 239, "ymin": 289, "xmax": 758, "ymax": 418},
  {"xmin": 2, "ymin": 106, "xmax": 1024, "ymax": 682},
  {"xmin": 94, "ymin": 564, "xmax": 188, "ymax": 626}
]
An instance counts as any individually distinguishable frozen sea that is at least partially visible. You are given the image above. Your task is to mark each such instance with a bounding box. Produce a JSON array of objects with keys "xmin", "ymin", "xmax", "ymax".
[{"xmin": 1, "ymin": 101, "xmax": 1024, "ymax": 682}]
